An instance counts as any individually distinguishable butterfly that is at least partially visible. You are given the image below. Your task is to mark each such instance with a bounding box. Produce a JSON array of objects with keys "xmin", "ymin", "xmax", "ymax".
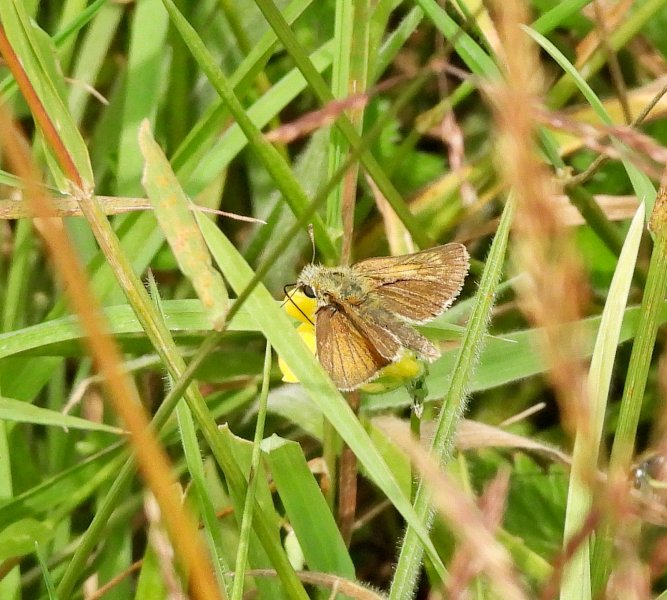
[{"xmin": 294, "ymin": 243, "xmax": 470, "ymax": 390}]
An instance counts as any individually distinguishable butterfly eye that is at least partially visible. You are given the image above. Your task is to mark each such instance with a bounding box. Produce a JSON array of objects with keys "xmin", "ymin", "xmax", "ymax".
[{"xmin": 302, "ymin": 285, "xmax": 316, "ymax": 299}]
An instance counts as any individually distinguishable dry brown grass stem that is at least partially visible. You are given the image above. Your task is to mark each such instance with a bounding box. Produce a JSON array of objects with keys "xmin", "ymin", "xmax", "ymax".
[
  {"xmin": 338, "ymin": 393, "xmax": 359, "ymax": 547},
  {"xmin": 490, "ymin": 0, "xmax": 590, "ymax": 441},
  {"xmin": 0, "ymin": 106, "xmax": 223, "ymax": 600},
  {"xmin": 243, "ymin": 569, "xmax": 387, "ymax": 600},
  {"xmin": 447, "ymin": 469, "xmax": 510, "ymax": 598}
]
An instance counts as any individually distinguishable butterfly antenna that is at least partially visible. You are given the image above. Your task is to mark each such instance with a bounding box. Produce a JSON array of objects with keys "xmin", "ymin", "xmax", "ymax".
[
  {"xmin": 281, "ymin": 283, "xmax": 296, "ymax": 306},
  {"xmin": 307, "ymin": 223, "xmax": 316, "ymax": 263},
  {"xmin": 282, "ymin": 284, "xmax": 315, "ymax": 326}
]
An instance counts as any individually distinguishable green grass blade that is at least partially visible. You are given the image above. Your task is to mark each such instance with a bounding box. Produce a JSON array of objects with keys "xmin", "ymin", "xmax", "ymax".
[
  {"xmin": 415, "ymin": 0, "xmax": 499, "ymax": 77},
  {"xmin": 389, "ymin": 195, "xmax": 515, "ymax": 599},
  {"xmin": 231, "ymin": 342, "xmax": 272, "ymax": 600},
  {"xmin": 560, "ymin": 203, "xmax": 645, "ymax": 600},
  {"xmin": 34, "ymin": 541, "xmax": 57, "ymax": 599},
  {"xmin": 531, "ymin": 0, "xmax": 592, "ymax": 35},
  {"xmin": 263, "ymin": 436, "xmax": 356, "ymax": 578},
  {"xmin": 610, "ymin": 192, "xmax": 667, "ymax": 474},
  {"xmin": 0, "ymin": 300, "xmax": 255, "ymax": 360},
  {"xmin": 115, "ymin": 0, "xmax": 169, "ymax": 195},
  {"xmin": 0, "ymin": 395, "xmax": 123, "ymax": 434},
  {"xmin": 67, "ymin": 1, "xmax": 124, "ymax": 125}
]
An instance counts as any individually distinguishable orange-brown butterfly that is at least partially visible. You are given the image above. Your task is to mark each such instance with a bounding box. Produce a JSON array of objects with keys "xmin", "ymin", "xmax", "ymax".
[{"xmin": 294, "ymin": 243, "xmax": 470, "ymax": 391}]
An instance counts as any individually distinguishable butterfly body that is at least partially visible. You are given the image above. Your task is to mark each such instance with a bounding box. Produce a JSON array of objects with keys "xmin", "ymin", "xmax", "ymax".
[{"xmin": 295, "ymin": 243, "xmax": 470, "ymax": 391}]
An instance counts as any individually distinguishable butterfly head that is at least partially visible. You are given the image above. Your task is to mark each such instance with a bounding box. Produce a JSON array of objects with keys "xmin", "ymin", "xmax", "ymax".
[{"xmin": 296, "ymin": 263, "xmax": 356, "ymax": 306}]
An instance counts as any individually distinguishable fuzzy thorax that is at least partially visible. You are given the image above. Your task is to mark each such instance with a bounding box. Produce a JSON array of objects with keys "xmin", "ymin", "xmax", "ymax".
[{"xmin": 296, "ymin": 264, "xmax": 364, "ymax": 307}]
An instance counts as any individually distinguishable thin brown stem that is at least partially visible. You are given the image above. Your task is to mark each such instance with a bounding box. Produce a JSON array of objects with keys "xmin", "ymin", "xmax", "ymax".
[
  {"xmin": 338, "ymin": 390, "xmax": 360, "ymax": 546},
  {"xmin": 0, "ymin": 25, "xmax": 82, "ymax": 189}
]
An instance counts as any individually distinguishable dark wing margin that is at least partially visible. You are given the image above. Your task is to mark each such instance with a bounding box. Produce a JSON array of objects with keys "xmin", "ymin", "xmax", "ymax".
[
  {"xmin": 315, "ymin": 305, "xmax": 390, "ymax": 391},
  {"xmin": 353, "ymin": 243, "xmax": 469, "ymax": 323}
]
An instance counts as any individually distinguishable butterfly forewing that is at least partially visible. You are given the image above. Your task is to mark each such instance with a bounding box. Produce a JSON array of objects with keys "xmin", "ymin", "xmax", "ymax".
[
  {"xmin": 316, "ymin": 305, "xmax": 391, "ymax": 391},
  {"xmin": 352, "ymin": 243, "xmax": 469, "ymax": 323}
]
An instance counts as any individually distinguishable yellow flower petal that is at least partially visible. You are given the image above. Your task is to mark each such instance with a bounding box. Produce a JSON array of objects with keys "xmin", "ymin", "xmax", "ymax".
[{"xmin": 279, "ymin": 323, "xmax": 316, "ymax": 383}]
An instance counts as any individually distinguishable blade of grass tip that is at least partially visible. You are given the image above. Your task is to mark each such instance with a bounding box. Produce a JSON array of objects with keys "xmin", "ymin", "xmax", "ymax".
[
  {"xmin": 160, "ymin": 0, "xmax": 337, "ymax": 262},
  {"xmin": 560, "ymin": 202, "xmax": 645, "ymax": 600},
  {"xmin": 389, "ymin": 195, "xmax": 515, "ymax": 600},
  {"xmin": 231, "ymin": 341, "xmax": 272, "ymax": 600},
  {"xmin": 139, "ymin": 120, "xmax": 229, "ymax": 330},
  {"xmin": 590, "ymin": 189, "xmax": 667, "ymax": 592}
]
